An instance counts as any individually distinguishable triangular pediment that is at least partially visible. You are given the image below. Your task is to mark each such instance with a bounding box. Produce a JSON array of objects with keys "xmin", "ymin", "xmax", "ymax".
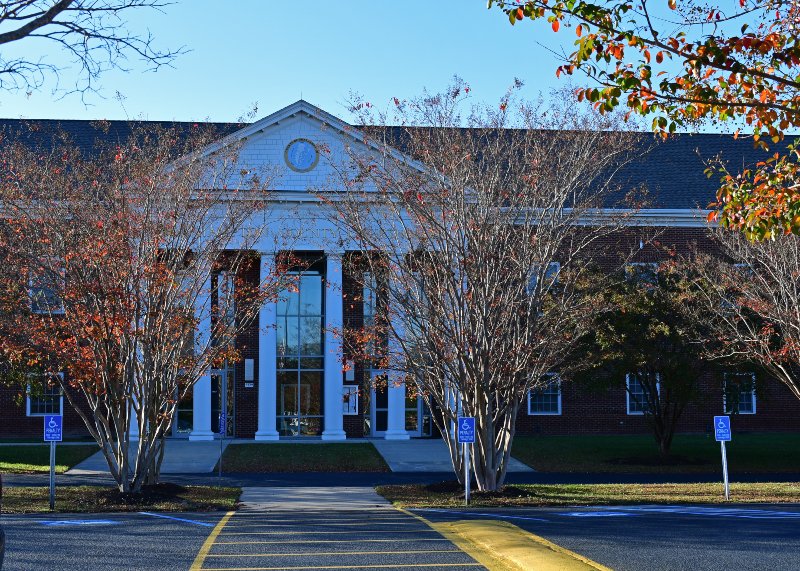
[{"xmin": 196, "ymin": 100, "xmax": 428, "ymax": 197}]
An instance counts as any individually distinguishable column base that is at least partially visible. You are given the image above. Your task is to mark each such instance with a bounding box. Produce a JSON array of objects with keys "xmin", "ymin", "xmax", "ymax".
[
  {"xmin": 384, "ymin": 430, "xmax": 411, "ymax": 440},
  {"xmin": 254, "ymin": 431, "xmax": 280, "ymax": 441},
  {"xmin": 321, "ymin": 430, "xmax": 347, "ymax": 441},
  {"xmin": 188, "ymin": 431, "xmax": 215, "ymax": 442}
]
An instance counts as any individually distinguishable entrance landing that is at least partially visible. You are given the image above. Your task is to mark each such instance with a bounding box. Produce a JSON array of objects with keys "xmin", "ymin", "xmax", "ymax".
[
  {"xmin": 68, "ymin": 439, "xmax": 229, "ymax": 475},
  {"xmin": 372, "ymin": 438, "xmax": 534, "ymax": 473}
]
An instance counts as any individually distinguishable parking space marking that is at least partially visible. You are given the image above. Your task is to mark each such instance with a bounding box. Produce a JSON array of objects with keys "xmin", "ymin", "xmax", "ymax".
[
  {"xmin": 218, "ymin": 529, "xmax": 440, "ymax": 536},
  {"xmin": 191, "ymin": 511, "xmax": 235, "ymax": 571},
  {"xmin": 201, "ymin": 565, "xmax": 481, "ymax": 570},
  {"xmin": 139, "ymin": 511, "xmax": 215, "ymax": 527},
  {"xmin": 215, "ymin": 539, "xmax": 453, "ymax": 545},
  {"xmin": 206, "ymin": 549, "xmax": 462, "ymax": 557},
  {"xmin": 567, "ymin": 505, "xmax": 800, "ymax": 520},
  {"xmin": 192, "ymin": 508, "xmax": 484, "ymax": 571},
  {"xmin": 38, "ymin": 519, "xmax": 119, "ymax": 526}
]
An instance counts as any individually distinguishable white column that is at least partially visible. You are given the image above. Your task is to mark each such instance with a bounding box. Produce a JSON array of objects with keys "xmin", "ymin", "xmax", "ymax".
[
  {"xmin": 385, "ymin": 262, "xmax": 410, "ymax": 440},
  {"xmin": 189, "ymin": 274, "xmax": 214, "ymax": 441},
  {"xmin": 129, "ymin": 402, "xmax": 139, "ymax": 442},
  {"xmin": 255, "ymin": 253, "xmax": 279, "ymax": 440},
  {"xmin": 322, "ymin": 252, "xmax": 346, "ymax": 440}
]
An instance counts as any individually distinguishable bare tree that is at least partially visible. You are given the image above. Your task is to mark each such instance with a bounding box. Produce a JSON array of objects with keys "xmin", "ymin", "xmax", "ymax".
[
  {"xmin": 692, "ymin": 230, "xmax": 800, "ymax": 403},
  {"xmin": 0, "ymin": 1, "xmax": 182, "ymax": 95},
  {"xmin": 0, "ymin": 123, "xmax": 289, "ymax": 493},
  {"xmin": 325, "ymin": 82, "xmax": 644, "ymax": 491}
]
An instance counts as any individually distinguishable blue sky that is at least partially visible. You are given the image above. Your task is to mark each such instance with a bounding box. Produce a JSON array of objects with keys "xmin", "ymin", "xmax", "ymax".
[{"xmin": 0, "ymin": 1, "xmax": 574, "ymax": 123}]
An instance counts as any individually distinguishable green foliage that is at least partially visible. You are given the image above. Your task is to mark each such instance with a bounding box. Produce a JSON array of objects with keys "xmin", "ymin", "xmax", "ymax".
[{"xmin": 573, "ymin": 260, "xmax": 714, "ymax": 454}]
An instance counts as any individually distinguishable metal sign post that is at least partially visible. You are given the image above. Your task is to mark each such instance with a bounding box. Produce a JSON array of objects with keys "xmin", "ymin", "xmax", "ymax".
[
  {"xmin": 43, "ymin": 415, "xmax": 63, "ymax": 511},
  {"xmin": 457, "ymin": 417, "xmax": 475, "ymax": 506},
  {"xmin": 714, "ymin": 415, "xmax": 732, "ymax": 500},
  {"xmin": 218, "ymin": 411, "xmax": 226, "ymax": 479}
]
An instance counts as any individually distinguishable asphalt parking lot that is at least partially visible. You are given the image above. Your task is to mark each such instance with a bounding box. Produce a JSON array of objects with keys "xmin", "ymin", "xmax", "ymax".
[
  {"xmin": 0, "ymin": 508, "xmax": 484, "ymax": 571},
  {"xmin": 0, "ymin": 511, "xmax": 222, "ymax": 571},
  {"xmin": 416, "ymin": 503, "xmax": 800, "ymax": 571}
]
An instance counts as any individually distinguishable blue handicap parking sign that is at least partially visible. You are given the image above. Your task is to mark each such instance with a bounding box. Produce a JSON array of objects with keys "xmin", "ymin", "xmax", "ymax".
[
  {"xmin": 714, "ymin": 415, "xmax": 731, "ymax": 442},
  {"xmin": 44, "ymin": 415, "xmax": 63, "ymax": 442},
  {"xmin": 458, "ymin": 417, "xmax": 475, "ymax": 444}
]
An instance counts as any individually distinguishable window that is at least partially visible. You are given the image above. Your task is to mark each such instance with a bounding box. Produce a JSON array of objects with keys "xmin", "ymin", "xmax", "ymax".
[
  {"xmin": 342, "ymin": 385, "xmax": 359, "ymax": 415},
  {"xmin": 626, "ymin": 372, "xmax": 660, "ymax": 415},
  {"xmin": 26, "ymin": 373, "xmax": 64, "ymax": 416},
  {"xmin": 527, "ymin": 262, "xmax": 560, "ymax": 295},
  {"xmin": 30, "ymin": 265, "xmax": 65, "ymax": 314},
  {"xmin": 528, "ymin": 374, "xmax": 561, "ymax": 415},
  {"xmin": 624, "ymin": 262, "xmax": 659, "ymax": 287},
  {"xmin": 724, "ymin": 372, "xmax": 756, "ymax": 415}
]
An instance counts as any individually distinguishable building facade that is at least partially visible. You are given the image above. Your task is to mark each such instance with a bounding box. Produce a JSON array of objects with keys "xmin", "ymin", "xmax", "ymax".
[{"xmin": 2, "ymin": 100, "xmax": 800, "ymax": 441}]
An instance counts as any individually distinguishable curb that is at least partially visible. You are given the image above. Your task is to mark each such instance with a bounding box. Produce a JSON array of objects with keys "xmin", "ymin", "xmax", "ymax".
[{"xmin": 400, "ymin": 508, "xmax": 611, "ymax": 571}]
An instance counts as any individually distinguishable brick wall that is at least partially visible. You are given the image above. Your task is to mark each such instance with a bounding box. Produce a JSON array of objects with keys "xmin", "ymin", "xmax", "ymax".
[
  {"xmin": 0, "ymin": 384, "xmax": 90, "ymax": 439},
  {"xmin": 234, "ymin": 255, "xmax": 260, "ymax": 438}
]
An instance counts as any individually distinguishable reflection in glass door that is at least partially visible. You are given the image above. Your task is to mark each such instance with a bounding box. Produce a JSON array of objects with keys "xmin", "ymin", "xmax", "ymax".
[
  {"xmin": 369, "ymin": 372, "xmax": 388, "ymax": 437},
  {"xmin": 276, "ymin": 270, "xmax": 325, "ymax": 436},
  {"xmin": 211, "ymin": 366, "xmax": 235, "ymax": 437},
  {"xmin": 174, "ymin": 389, "xmax": 193, "ymax": 436}
]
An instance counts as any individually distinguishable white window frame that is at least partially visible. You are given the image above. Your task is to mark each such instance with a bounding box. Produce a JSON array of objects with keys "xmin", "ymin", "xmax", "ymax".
[
  {"xmin": 626, "ymin": 372, "xmax": 661, "ymax": 415},
  {"xmin": 527, "ymin": 262, "xmax": 561, "ymax": 295},
  {"xmin": 527, "ymin": 374, "xmax": 562, "ymax": 415},
  {"xmin": 723, "ymin": 372, "xmax": 757, "ymax": 415},
  {"xmin": 29, "ymin": 263, "xmax": 65, "ymax": 315},
  {"xmin": 26, "ymin": 373, "xmax": 64, "ymax": 417}
]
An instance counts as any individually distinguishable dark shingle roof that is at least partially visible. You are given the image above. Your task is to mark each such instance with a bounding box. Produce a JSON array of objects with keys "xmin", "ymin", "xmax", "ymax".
[
  {"xmin": 0, "ymin": 118, "xmax": 778, "ymax": 210},
  {"xmin": 613, "ymin": 132, "xmax": 774, "ymax": 210}
]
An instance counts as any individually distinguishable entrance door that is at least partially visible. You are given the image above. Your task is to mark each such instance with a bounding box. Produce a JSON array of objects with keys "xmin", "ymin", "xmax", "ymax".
[
  {"xmin": 174, "ymin": 389, "xmax": 193, "ymax": 436},
  {"xmin": 369, "ymin": 376, "xmax": 432, "ymax": 438},
  {"xmin": 369, "ymin": 377, "xmax": 389, "ymax": 437},
  {"xmin": 211, "ymin": 366, "xmax": 235, "ymax": 437}
]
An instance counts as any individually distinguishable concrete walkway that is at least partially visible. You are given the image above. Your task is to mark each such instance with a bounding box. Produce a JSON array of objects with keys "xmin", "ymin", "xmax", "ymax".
[
  {"xmin": 372, "ymin": 438, "xmax": 534, "ymax": 473},
  {"xmin": 239, "ymin": 485, "xmax": 391, "ymax": 510},
  {"xmin": 67, "ymin": 439, "xmax": 228, "ymax": 475}
]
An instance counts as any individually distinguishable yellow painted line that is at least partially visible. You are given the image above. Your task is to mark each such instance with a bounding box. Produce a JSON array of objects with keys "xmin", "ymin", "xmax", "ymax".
[
  {"xmin": 219, "ymin": 529, "xmax": 437, "ymax": 536},
  {"xmin": 214, "ymin": 538, "xmax": 451, "ymax": 545},
  {"xmin": 223, "ymin": 522, "xmax": 420, "ymax": 528},
  {"xmin": 190, "ymin": 511, "xmax": 235, "ymax": 571},
  {"xmin": 201, "ymin": 564, "xmax": 481, "ymax": 571},
  {"xmin": 206, "ymin": 549, "xmax": 459, "ymax": 557},
  {"xmin": 397, "ymin": 507, "xmax": 613, "ymax": 571}
]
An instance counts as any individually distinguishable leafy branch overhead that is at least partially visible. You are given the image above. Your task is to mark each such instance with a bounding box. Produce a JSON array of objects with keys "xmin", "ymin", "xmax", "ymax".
[
  {"xmin": 489, "ymin": 0, "xmax": 800, "ymax": 240},
  {"xmin": 0, "ymin": 0, "xmax": 183, "ymax": 96}
]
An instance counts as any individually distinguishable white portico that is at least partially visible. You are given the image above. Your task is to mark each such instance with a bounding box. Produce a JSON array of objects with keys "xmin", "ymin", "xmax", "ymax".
[{"xmin": 185, "ymin": 100, "xmax": 420, "ymax": 441}]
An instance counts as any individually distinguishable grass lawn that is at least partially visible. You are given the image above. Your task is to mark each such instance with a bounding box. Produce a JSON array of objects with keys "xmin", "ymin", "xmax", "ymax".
[
  {"xmin": 220, "ymin": 443, "xmax": 389, "ymax": 473},
  {"xmin": 0, "ymin": 445, "xmax": 99, "ymax": 474},
  {"xmin": 512, "ymin": 433, "xmax": 800, "ymax": 473},
  {"xmin": 0, "ymin": 483, "xmax": 240, "ymax": 514},
  {"xmin": 377, "ymin": 481, "xmax": 800, "ymax": 508}
]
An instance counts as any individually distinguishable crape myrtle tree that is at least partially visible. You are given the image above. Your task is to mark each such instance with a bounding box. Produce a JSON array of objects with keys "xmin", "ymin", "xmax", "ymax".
[
  {"xmin": 0, "ymin": 123, "xmax": 288, "ymax": 493},
  {"xmin": 689, "ymin": 231, "xmax": 800, "ymax": 403},
  {"xmin": 489, "ymin": 0, "xmax": 800, "ymax": 239},
  {"xmin": 0, "ymin": 0, "xmax": 181, "ymax": 96},
  {"xmin": 574, "ymin": 260, "xmax": 714, "ymax": 456},
  {"xmin": 326, "ymin": 81, "xmax": 644, "ymax": 491}
]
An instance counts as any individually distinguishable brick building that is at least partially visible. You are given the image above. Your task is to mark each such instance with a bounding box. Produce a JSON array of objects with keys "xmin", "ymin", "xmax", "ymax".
[{"xmin": 2, "ymin": 100, "xmax": 799, "ymax": 441}]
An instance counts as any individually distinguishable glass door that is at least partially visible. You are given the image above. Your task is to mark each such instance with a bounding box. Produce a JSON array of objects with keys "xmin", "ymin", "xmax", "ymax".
[
  {"xmin": 370, "ymin": 372, "xmax": 389, "ymax": 437},
  {"xmin": 276, "ymin": 271, "xmax": 325, "ymax": 436},
  {"xmin": 211, "ymin": 365, "xmax": 235, "ymax": 437}
]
